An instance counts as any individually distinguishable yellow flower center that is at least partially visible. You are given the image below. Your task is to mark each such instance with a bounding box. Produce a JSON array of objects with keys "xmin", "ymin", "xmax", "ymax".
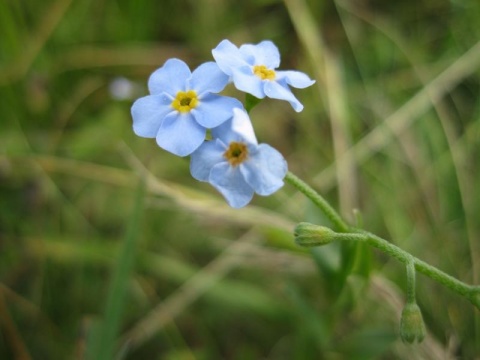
[
  {"xmin": 253, "ymin": 65, "xmax": 276, "ymax": 80},
  {"xmin": 224, "ymin": 142, "xmax": 248, "ymax": 166},
  {"xmin": 172, "ymin": 90, "xmax": 199, "ymax": 113}
]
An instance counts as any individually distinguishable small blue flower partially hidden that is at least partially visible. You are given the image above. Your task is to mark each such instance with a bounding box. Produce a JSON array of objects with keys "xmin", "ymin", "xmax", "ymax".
[
  {"xmin": 131, "ymin": 59, "xmax": 243, "ymax": 156},
  {"xmin": 190, "ymin": 108, "xmax": 288, "ymax": 208},
  {"xmin": 212, "ymin": 39, "xmax": 315, "ymax": 112}
]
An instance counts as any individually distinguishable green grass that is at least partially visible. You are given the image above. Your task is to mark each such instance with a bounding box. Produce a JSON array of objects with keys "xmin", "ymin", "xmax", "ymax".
[{"xmin": 1, "ymin": 0, "xmax": 480, "ymax": 359}]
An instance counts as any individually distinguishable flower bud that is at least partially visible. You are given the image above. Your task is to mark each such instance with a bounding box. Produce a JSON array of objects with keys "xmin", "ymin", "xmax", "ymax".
[
  {"xmin": 294, "ymin": 222, "xmax": 336, "ymax": 247},
  {"xmin": 400, "ymin": 302, "xmax": 426, "ymax": 343}
]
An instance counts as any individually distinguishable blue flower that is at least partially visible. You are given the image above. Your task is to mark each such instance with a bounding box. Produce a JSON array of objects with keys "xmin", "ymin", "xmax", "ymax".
[
  {"xmin": 212, "ymin": 39, "xmax": 315, "ymax": 112},
  {"xmin": 131, "ymin": 59, "xmax": 243, "ymax": 156},
  {"xmin": 190, "ymin": 108, "xmax": 288, "ymax": 208}
]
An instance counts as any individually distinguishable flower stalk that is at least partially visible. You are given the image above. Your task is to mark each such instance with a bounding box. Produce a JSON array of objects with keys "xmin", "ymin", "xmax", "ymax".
[
  {"xmin": 286, "ymin": 171, "xmax": 480, "ymax": 311},
  {"xmin": 405, "ymin": 260, "xmax": 417, "ymax": 304},
  {"xmin": 284, "ymin": 171, "xmax": 349, "ymax": 232}
]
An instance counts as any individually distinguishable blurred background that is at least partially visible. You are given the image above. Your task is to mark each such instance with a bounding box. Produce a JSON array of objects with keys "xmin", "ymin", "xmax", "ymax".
[{"xmin": 1, "ymin": 0, "xmax": 480, "ymax": 359}]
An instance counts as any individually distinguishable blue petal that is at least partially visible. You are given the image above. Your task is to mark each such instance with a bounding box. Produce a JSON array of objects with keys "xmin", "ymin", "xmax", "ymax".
[
  {"xmin": 192, "ymin": 94, "xmax": 242, "ymax": 128},
  {"xmin": 263, "ymin": 81, "xmax": 303, "ymax": 112},
  {"xmin": 189, "ymin": 61, "xmax": 229, "ymax": 95},
  {"xmin": 231, "ymin": 67, "xmax": 265, "ymax": 98},
  {"xmin": 212, "ymin": 108, "xmax": 257, "ymax": 145},
  {"xmin": 240, "ymin": 144, "xmax": 287, "ymax": 196},
  {"xmin": 156, "ymin": 112, "xmax": 206, "ymax": 156},
  {"xmin": 209, "ymin": 162, "xmax": 254, "ymax": 208},
  {"xmin": 148, "ymin": 59, "xmax": 190, "ymax": 95},
  {"xmin": 131, "ymin": 94, "xmax": 173, "ymax": 137},
  {"xmin": 240, "ymin": 41, "xmax": 280, "ymax": 69},
  {"xmin": 276, "ymin": 70, "xmax": 315, "ymax": 88},
  {"xmin": 212, "ymin": 39, "xmax": 248, "ymax": 76},
  {"xmin": 190, "ymin": 139, "xmax": 226, "ymax": 181}
]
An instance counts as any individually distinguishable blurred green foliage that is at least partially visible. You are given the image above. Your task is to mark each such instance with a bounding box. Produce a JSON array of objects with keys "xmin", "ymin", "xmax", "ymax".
[{"xmin": 1, "ymin": 0, "xmax": 480, "ymax": 359}]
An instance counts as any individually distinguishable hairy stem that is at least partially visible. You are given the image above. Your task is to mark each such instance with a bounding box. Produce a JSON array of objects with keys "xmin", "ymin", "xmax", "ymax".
[
  {"xmin": 405, "ymin": 261, "xmax": 416, "ymax": 304},
  {"xmin": 286, "ymin": 171, "xmax": 480, "ymax": 310},
  {"xmin": 359, "ymin": 231, "xmax": 479, "ymax": 310},
  {"xmin": 284, "ymin": 172, "xmax": 349, "ymax": 232}
]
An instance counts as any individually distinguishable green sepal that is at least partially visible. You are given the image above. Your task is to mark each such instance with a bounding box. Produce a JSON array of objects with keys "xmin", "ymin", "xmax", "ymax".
[
  {"xmin": 294, "ymin": 222, "xmax": 336, "ymax": 247},
  {"xmin": 400, "ymin": 302, "xmax": 426, "ymax": 343},
  {"xmin": 245, "ymin": 93, "xmax": 262, "ymax": 113}
]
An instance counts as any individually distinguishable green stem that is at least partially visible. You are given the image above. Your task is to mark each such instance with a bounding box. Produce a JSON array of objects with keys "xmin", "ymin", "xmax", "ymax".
[
  {"xmin": 405, "ymin": 261, "xmax": 416, "ymax": 304},
  {"xmin": 331, "ymin": 231, "xmax": 480, "ymax": 309},
  {"xmin": 284, "ymin": 171, "xmax": 349, "ymax": 232},
  {"xmin": 286, "ymin": 171, "xmax": 480, "ymax": 310}
]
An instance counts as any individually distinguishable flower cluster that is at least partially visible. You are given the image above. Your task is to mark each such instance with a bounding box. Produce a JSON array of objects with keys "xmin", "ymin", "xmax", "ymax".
[{"xmin": 131, "ymin": 39, "xmax": 314, "ymax": 208}]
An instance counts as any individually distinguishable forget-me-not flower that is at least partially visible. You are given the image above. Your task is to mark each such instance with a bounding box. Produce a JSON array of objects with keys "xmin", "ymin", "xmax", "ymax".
[
  {"xmin": 131, "ymin": 58, "xmax": 243, "ymax": 156},
  {"xmin": 212, "ymin": 39, "xmax": 315, "ymax": 112},
  {"xmin": 190, "ymin": 108, "xmax": 288, "ymax": 208}
]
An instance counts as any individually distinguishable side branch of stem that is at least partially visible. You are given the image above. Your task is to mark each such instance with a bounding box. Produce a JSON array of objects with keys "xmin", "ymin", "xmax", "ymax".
[
  {"xmin": 286, "ymin": 171, "xmax": 480, "ymax": 310},
  {"xmin": 362, "ymin": 231, "xmax": 479, "ymax": 309}
]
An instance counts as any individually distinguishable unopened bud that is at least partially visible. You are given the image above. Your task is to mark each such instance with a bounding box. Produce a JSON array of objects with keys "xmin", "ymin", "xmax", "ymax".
[
  {"xmin": 400, "ymin": 302, "xmax": 426, "ymax": 343},
  {"xmin": 294, "ymin": 222, "xmax": 336, "ymax": 247}
]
